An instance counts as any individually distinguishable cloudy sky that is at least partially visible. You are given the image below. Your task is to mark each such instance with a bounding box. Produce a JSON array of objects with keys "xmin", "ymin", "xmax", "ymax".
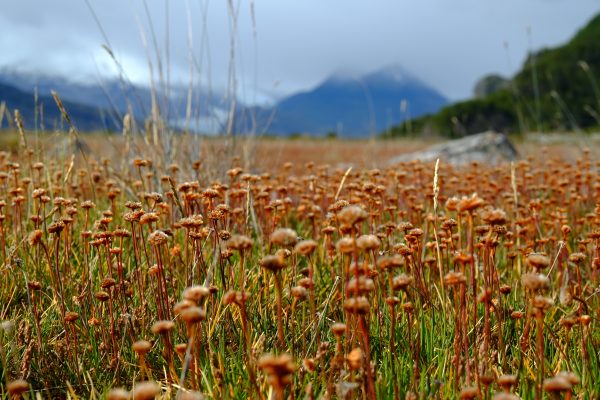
[{"xmin": 0, "ymin": 0, "xmax": 598, "ymax": 103}]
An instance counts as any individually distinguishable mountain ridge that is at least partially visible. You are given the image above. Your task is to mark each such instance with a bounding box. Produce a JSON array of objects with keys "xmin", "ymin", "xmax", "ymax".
[
  {"xmin": 248, "ymin": 64, "xmax": 448, "ymax": 137},
  {"xmin": 0, "ymin": 64, "xmax": 449, "ymax": 137}
]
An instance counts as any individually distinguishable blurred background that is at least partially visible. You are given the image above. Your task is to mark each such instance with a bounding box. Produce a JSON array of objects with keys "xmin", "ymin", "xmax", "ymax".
[{"xmin": 0, "ymin": 0, "xmax": 599, "ymax": 138}]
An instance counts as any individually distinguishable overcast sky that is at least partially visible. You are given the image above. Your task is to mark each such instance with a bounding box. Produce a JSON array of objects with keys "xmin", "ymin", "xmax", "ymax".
[{"xmin": 0, "ymin": 0, "xmax": 598, "ymax": 103}]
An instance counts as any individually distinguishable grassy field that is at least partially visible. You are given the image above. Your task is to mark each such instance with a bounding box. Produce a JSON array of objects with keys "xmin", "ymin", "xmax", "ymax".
[{"xmin": 0, "ymin": 131, "xmax": 599, "ymax": 399}]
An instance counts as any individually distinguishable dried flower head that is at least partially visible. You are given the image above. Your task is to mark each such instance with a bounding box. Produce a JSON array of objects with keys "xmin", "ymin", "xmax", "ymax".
[
  {"xmin": 356, "ymin": 234, "xmax": 381, "ymax": 251},
  {"xmin": 132, "ymin": 340, "xmax": 152, "ymax": 354},
  {"xmin": 151, "ymin": 320, "xmax": 175, "ymax": 335},
  {"xmin": 7, "ymin": 379, "xmax": 29, "ymax": 396},
  {"xmin": 526, "ymin": 253, "xmax": 550, "ymax": 270},
  {"xmin": 259, "ymin": 255, "xmax": 286, "ymax": 272},
  {"xmin": 336, "ymin": 237, "xmax": 354, "ymax": 254},
  {"xmin": 107, "ymin": 388, "xmax": 130, "ymax": 400},
  {"xmin": 131, "ymin": 381, "xmax": 160, "ymax": 400},
  {"xmin": 459, "ymin": 386, "xmax": 479, "ymax": 399},
  {"xmin": 27, "ymin": 229, "xmax": 43, "ymax": 246},
  {"xmin": 258, "ymin": 353, "xmax": 295, "ymax": 387},
  {"xmin": 147, "ymin": 230, "xmax": 169, "ymax": 246},
  {"xmin": 331, "ymin": 323, "xmax": 346, "ymax": 336},
  {"xmin": 543, "ymin": 376, "xmax": 572, "ymax": 392},
  {"xmin": 521, "ymin": 272, "xmax": 549, "ymax": 291},
  {"xmin": 347, "ymin": 348, "xmax": 363, "ymax": 370},
  {"xmin": 180, "ymin": 306, "xmax": 206, "ymax": 324},
  {"xmin": 444, "ymin": 271, "xmax": 466, "ymax": 286},
  {"xmin": 294, "ymin": 239, "xmax": 318, "ymax": 256},
  {"xmin": 457, "ymin": 193, "xmax": 484, "ymax": 213},
  {"xmin": 337, "ymin": 205, "xmax": 368, "ymax": 228},
  {"xmin": 227, "ymin": 235, "xmax": 253, "ymax": 251},
  {"xmin": 343, "ymin": 296, "xmax": 370, "ymax": 314},
  {"xmin": 183, "ymin": 286, "xmax": 210, "ymax": 303},
  {"xmin": 392, "ymin": 273, "xmax": 413, "ymax": 291},
  {"xmin": 270, "ymin": 228, "xmax": 298, "ymax": 247}
]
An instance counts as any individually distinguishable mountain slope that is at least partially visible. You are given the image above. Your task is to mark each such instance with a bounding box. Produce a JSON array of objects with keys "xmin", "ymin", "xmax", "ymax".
[
  {"xmin": 255, "ymin": 65, "xmax": 447, "ymax": 137},
  {"xmin": 387, "ymin": 12, "xmax": 600, "ymax": 137},
  {"xmin": 0, "ymin": 81, "xmax": 118, "ymax": 131},
  {"xmin": 0, "ymin": 69, "xmax": 232, "ymax": 133}
]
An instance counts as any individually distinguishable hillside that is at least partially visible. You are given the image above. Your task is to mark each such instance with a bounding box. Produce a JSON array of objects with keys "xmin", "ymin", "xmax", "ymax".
[
  {"xmin": 386, "ymin": 12, "xmax": 600, "ymax": 137},
  {"xmin": 0, "ymin": 81, "xmax": 118, "ymax": 131}
]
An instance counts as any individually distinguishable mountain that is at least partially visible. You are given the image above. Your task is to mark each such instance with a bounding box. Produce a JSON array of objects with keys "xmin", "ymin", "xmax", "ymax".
[
  {"xmin": 0, "ymin": 81, "xmax": 118, "ymax": 131},
  {"xmin": 0, "ymin": 65, "xmax": 448, "ymax": 137},
  {"xmin": 386, "ymin": 12, "xmax": 600, "ymax": 137},
  {"xmin": 0, "ymin": 68, "xmax": 232, "ymax": 133},
  {"xmin": 246, "ymin": 65, "xmax": 448, "ymax": 137}
]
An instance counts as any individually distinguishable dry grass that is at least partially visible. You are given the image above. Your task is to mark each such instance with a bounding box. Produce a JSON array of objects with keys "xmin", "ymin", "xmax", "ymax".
[{"xmin": 0, "ymin": 131, "xmax": 598, "ymax": 399}]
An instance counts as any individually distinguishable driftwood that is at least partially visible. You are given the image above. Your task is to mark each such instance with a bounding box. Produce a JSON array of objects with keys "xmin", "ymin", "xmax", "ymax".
[{"xmin": 388, "ymin": 130, "xmax": 517, "ymax": 166}]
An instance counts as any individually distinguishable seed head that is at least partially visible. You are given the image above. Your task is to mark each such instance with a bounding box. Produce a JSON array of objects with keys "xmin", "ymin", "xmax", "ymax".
[
  {"xmin": 65, "ymin": 311, "xmax": 80, "ymax": 323},
  {"xmin": 290, "ymin": 286, "xmax": 308, "ymax": 300},
  {"xmin": 331, "ymin": 323, "xmax": 346, "ymax": 336},
  {"xmin": 180, "ymin": 391, "xmax": 206, "ymax": 400},
  {"xmin": 497, "ymin": 374, "xmax": 517, "ymax": 390},
  {"xmin": 183, "ymin": 286, "xmax": 210, "ymax": 303},
  {"xmin": 140, "ymin": 213, "xmax": 159, "ymax": 225},
  {"xmin": 259, "ymin": 255, "xmax": 286, "ymax": 272},
  {"xmin": 356, "ymin": 234, "xmax": 380, "ymax": 252},
  {"xmin": 492, "ymin": 394, "xmax": 519, "ymax": 400},
  {"xmin": 481, "ymin": 208, "xmax": 507, "ymax": 225},
  {"xmin": 101, "ymin": 277, "xmax": 116, "ymax": 289},
  {"xmin": 392, "ymin": 273, "xmax": 413, "ymax": 291},
  {"xmin": 336, "ymin": 237, "xmax": 354, "ymax": 254},
  {"xmin": 568, "ymin": 252, "xmax": 585, "ymax": 264},
  {"xmin": 444, "ymin": 271, "xmax": 466, "ymax": 286},
  {"xmin": 526, "ymin": 253, "xmax": 550, "ymax": 270},
  {"xmin": 202, "ymin": 188, "xmax": 219, "ymax": 199},
  {"xmin": 132, "ymin": 340, "xmax": 152, "ymax": 355},
  {"xmin": 107, "ymin": 388, "xmax": 130, "ymax": 400},
  {"xmin": 223, "ymin": 290, "xmax": 250, "ymax": 306},
  {"xmin": 131, "ymin": 381, "xmax": 160, "ymax": 400},
  {"xmin": 346, "ymin": 276, "xmax": 375, "ymax": 295},
  {"xmin": 227, "ymin": 235, "xmax": 253, "ymax": 251},
  {"xmin": 556, "ymin": 371, "xmax": 580, "ymax": 386},
  {"xmin": 7, "ymin": 379, "xmax": 29, "ymax": 396},
  {"xmin": 151, "ymin": 320, "xmax": 175, "ymax": 335},
  {"xmin": 532, "ymin": 295, "xmax": 553, "ymax": 311},
  {"xmin": 27, "ymin": 230, "xmax": 43, "ymax": 246},
  {"xmin": 294, "ymin": 240, "xmax": 318, "ymax": 256},
  {"xmin": 457, "ymin": 193, "xmax": 484, "ymax": 213},
  {"xmin": 580, "ymin": 314, "xmax": 591, "ymax": 326},
  {"xmin": 343, "ymin": 296, "xmax": 370, "ymax": 314},
  {"xmin": 147, "ymin": 230, "xmax": 169, "ymax": 246},
  {"xmin": 180, "ymin": 306, "xmax": 206, "ymax": 324},
  {"xmin": 347, "ymin": 348, "xmax": 363, "ymax": 370},
  {"xmin": 95, "ymin": 291, "xmax": 110, "ymax": 302},
  {"xmin": 174, "ymin": 300, "xmax": 196, "ymax": 315},
  {"xmin": 521, "ymin": 272, "xmax": 549, "ymax": 291},
  {"xmin": 337, "ymin": 205, "xmax": 368, "ymax": 228},
  {"xmin": 459, "ymin": 386, "xmax": 479, "ymax": 399},
  {"xmin": 270, "ymin": 228, "xmax": 298, "ymax": 247},
  {"xmin": 48, "ymin": 220, "xmax": 65, "ymax": 234},
  {"xmin": 499, "ymin": 284, "xmax": 512, "ymax": 295},
  {"xmin": 377, "ymin": 255, "xmax": 403, "ymax": 270},
  {"xmin": 179, "ymin": 215, "xmax": 204, "ymax": 229},
  {"xmin": 543, "ymin": 376, "xmax": 571, "ymax": 392},
  {"xmin": 258, "ymin": 353, "xmax": 295, "ymax": 387}
]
